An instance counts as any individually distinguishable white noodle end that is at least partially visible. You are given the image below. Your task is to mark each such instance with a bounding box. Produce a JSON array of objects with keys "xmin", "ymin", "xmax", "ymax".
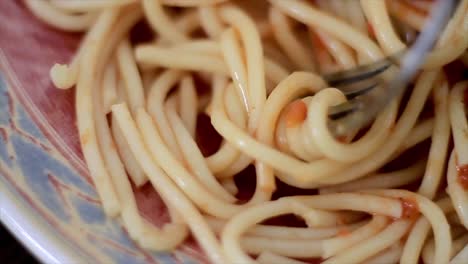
[{"xmin": 50, "ymin": 63, "xmax": 76, "ymax": 89}]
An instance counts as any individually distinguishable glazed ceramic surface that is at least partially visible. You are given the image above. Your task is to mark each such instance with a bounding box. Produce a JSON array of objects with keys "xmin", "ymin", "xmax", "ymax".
[{"xmin": 0, "ymin": 2, "xmax": 206, "ymax": 263}]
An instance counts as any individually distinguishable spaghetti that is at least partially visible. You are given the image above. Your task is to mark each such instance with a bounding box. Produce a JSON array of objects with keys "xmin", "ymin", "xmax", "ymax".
[{"xmin": 25, "ymin": 0, "xmax": 468, "ymax": 263}]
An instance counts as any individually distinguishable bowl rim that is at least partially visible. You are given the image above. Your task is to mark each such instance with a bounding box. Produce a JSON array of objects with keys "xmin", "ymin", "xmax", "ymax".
[{"xmin": 0, "ymin": 177, "xmax": 88, "ymax": 264}]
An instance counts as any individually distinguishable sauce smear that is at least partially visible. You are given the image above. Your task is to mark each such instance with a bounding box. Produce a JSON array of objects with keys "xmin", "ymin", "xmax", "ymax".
[
  {"xmin": 456, "ymin": 164, "xmax": 468, "ymax": 189},
  {"xmin": 286, "ymin": 100, "xmax": 308, "ymax": 128},
  {"xmin": 337, "ymin": 227, "xmax": 351, "ymax": 237},
  {"xmin": 400, "ymin": 197, "xmax": 419, "ymax": 220}
]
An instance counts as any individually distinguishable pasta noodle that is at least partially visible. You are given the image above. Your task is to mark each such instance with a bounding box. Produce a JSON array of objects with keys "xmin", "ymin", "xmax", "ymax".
[{"xmin": 26, "ymin": 0, "xmax": 468, "ymax": 263}]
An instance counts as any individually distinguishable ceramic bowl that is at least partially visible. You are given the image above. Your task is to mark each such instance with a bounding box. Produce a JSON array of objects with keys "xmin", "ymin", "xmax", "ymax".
[{"xmin": 0, "ymin": 2, "xmax": 206, "ymax": 263}]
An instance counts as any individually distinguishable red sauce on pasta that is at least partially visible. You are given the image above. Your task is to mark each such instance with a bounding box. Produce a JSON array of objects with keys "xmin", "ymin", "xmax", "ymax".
[
  {"xmin": 456, "ymin": 164, "xmax": 468, "ymax": 190},
  {"xmin": 367, "ymin": 23, "xmax": 376, "ymax": 38},
  {"xmin": 337, "ymin": 227, "xmax": 352, "ymax": 237},
  {"xmin": 285, "ymin": 100, "xmax": 308, "ymax": 127},
  {"xmin": 400, "ymin": 197, "xmax": 419, "ymax": 220}
]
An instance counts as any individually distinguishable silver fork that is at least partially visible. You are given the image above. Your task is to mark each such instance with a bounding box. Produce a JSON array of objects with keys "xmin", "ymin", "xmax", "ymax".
[{"xmin": 326, "ymin": 0, "xmax": 458, "ymax": 136}]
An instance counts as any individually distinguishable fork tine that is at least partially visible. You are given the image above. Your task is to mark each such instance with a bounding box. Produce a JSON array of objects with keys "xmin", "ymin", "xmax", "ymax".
[
  {"xmin": 328, "ymin": 101, "xmax": 358, "ymax": 120},
  {"xmin": 324, "ymin": 58, "xmax": 390, "ymax": 86},
  {"xmin": 344, "ymin": 82, "xmax": 380, "ymax": 100},
  {"xmin": 339, "ymin": 78, "xmax": 382, "ymax": 100},
  {"xmin": 324, "ymin": 51, "xmax": 403, "ymax": 87},
  {"xmin": 327, "ymin": 0, "xmax": 458, "ymax": 136}
]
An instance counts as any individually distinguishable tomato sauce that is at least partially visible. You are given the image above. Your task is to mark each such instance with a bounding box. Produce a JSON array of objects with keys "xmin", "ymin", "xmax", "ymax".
[
  {"xmin": 337, "ymin": 227, "xmax": 352, "ymax": 237},
  {"xmin": 367, "ymin": 23, "xmax": 376, "ymax": 39},
  {"xmin": 286, "ymin": 100, "xmax": 308, "ymax": 128},
  {"xmin": 456, "ymin": 164, "xmax": 468, "ymax": 190},
  {"xmin": 400, "ymin": 197, "xmax": 420, "ymax": 220}
]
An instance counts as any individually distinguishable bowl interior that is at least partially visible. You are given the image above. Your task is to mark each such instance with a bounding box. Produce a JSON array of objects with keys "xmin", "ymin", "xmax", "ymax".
[{"xmin": 0, "ymin": 1, "xmax": 206, "ymax": 263}]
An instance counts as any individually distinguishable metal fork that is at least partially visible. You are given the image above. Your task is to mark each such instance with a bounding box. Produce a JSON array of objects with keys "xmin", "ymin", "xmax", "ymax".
[{"xmin": 326, "ymin": 0, "xmax": 458, "ymax": 136}]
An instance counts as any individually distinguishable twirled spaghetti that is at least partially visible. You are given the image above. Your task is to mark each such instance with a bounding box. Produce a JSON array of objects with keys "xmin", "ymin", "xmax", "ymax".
[{"xmin": 25, "ymin": 0, "xmax": 468, "ymax": 263}]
